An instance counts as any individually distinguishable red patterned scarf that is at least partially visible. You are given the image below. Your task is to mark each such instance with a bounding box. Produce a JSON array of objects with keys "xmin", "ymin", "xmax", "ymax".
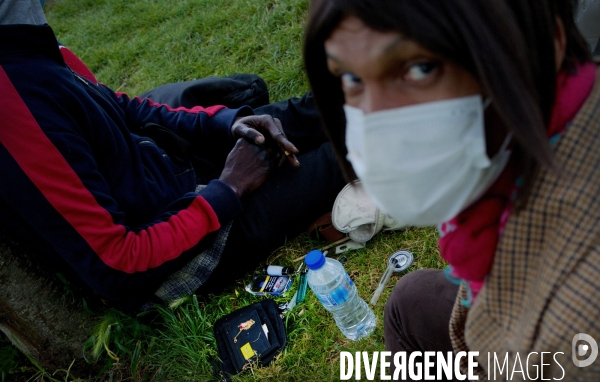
[{"xmin": 438, "ymin": 63, "xmax": 597, "ymax": 306}]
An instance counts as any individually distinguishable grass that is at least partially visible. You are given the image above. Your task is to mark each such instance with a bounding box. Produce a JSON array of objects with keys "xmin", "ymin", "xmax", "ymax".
[
  {"xmin": 46, "ymin": 0, "xmax": 309, "ymax": 100},
  {"xmin": 5, "ymin": 0, "xmax": 444, "ymax": 380}
]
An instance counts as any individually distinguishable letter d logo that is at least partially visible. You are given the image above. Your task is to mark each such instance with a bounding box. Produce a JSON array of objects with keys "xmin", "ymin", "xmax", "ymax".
[{"xmin": 572, "ymin": 333, "xmax": 598, "ymax": 367}]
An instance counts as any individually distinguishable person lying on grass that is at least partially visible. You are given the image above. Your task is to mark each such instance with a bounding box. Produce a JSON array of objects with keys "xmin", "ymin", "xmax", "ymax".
[{"xmin": 0, "ymin": 0, "xmax": 344, "ymax": 310}]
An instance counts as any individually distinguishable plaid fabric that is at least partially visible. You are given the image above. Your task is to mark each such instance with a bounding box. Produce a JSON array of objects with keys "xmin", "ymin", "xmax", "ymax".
[
  {"xmin": 450, "ymin": 68, "xmax": 600, "ymax": 381},
  {"xmin": 153, "ymin": 221, "xmax": 232, "ymax": 304},
  {"xmin": 152, "ymin": 184, "xmax": 233, "ymax": 304}
]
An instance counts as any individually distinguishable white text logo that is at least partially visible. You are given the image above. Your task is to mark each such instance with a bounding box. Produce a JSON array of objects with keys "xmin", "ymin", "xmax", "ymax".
[{"xmin": 339, "ymin": 351, "xmax": 479, "ymax": 380}]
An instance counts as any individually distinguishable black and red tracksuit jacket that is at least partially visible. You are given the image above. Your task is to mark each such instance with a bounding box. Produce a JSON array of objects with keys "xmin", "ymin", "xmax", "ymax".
[{"xmin": 0, "ymin": 24, "xmax": 248, "ymax": 307}]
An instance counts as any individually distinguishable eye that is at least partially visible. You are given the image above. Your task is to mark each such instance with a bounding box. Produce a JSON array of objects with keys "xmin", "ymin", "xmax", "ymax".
[
  {"xmin": 340, "ymin": 72, "xmax": 362, "ymax": 91},
  {"xmin": 404, "ymin": 62, "xmax": 438, "ymax": 82}
]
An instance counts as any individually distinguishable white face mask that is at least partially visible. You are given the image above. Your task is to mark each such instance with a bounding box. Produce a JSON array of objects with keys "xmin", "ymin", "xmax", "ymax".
[{"xmin": 344, "ymin": 95, "xmax": 512, "ymax": 228}]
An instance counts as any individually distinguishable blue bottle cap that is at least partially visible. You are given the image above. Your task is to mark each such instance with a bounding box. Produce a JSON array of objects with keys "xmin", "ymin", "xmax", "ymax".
[{"xmin": 304, "ymin": 249, "xmax": 325, "ymax": 270}]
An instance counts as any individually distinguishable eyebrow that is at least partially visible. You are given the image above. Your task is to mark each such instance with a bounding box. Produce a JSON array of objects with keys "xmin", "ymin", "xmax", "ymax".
[
  {"xmin": 325, "ymin": 35, "xmax": 406, "ymax": 64},
  {"xmin": 383, "ymin": 36, "xmax": 406, "ymax": 54}
]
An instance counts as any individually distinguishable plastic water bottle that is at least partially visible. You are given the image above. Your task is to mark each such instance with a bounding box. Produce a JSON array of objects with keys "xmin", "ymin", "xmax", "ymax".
[{"xmin": 305, "ymin": 249, "xmax": 376, "ymax": 340}]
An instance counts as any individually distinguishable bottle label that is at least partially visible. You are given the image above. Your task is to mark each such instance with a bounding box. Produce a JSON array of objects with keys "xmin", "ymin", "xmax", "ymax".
[{"xmin": 314, "ymin": 273, "xmax": 355, "ymax": 307}]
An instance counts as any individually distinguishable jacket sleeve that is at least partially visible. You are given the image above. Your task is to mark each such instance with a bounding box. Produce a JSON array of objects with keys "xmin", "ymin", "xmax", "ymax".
[
  {"xmin": 115, "ymin": 89, "xmax": 250, "ymax": 140},
  {"xmin": 105, "ymin": 84, "xmax": 254, "ymax": 169},
  {"xmin": 113, "ymin": 86, "xmax": 253, "ymax": 155},
  {"xmin": 60, "ymin": 43, "xmax": 253, "ymax": 149},
  {"xmin": 0, "ymin": 66, "xmax": 242, "ymax": 308}
]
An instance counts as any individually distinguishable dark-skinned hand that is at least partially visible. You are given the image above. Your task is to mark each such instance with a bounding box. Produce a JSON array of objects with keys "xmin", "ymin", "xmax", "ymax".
[
  {"xmin": 231, "ymin": 114, "xmax": 301, "ymax": 168},
  {"xmin": 219, "ymin": 137, "xmax": 278, "ymax": 198}
]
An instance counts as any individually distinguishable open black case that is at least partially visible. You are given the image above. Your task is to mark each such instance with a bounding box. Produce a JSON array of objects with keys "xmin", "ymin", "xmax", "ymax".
[{"xmin": 213, "ymin": 299, "xmax": 286, "ymax": 381}]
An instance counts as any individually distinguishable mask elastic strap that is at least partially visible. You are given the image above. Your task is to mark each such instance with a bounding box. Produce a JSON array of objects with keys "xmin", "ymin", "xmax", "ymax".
[
  {"xmin": 482, "ymin": 97, "xmax": 513, "ymax": 154},
  {"xmin": 482, "ymin": 97, "xmax": 493, "ymax": 110},
  {"xmin": 499, "ymin": 131, "xmax": 514, "ymax": 153}
]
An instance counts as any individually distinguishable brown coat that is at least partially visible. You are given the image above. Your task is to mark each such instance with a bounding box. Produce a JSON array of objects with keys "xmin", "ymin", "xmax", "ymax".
[{"xmin": 450, "ymin": 67, "xmax": 600, "ymax": 381}]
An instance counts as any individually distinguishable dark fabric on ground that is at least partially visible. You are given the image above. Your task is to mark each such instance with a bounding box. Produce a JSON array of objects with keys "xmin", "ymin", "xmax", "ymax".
[
  {"xmin": 384, "ymin": 269, "xmax": 459, "ymax": 381},
  {"xmin": 201, "ymin": 141, "xmax": 344, "ymax": 293},
  {"xmin": 140, "ymin": 74, "xmax": 270, "ymax": 110}
]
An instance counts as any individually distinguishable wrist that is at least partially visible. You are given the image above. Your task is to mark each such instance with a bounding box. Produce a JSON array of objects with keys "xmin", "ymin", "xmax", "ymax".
[
  {"xmin": 220, "ymin": 178, "xmax": 244, "ymax": 199},
  {"xmin": 229, "ymin": 184, "xmax": 243, "ymax": 199}
]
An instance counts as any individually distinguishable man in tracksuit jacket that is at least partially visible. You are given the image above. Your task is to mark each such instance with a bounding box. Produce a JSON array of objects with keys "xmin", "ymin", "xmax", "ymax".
[{"xmin": 0, "ymin": 0, "xmax": 344, "ymax": 309}]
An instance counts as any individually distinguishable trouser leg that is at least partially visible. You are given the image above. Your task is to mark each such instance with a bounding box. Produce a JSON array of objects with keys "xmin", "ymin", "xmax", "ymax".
[
  {"xmin": 199, "ymin": 142, "xmax": 345, "ymax": 293},
  {"xmin": 384, "ymin": 269, "xmax": 459, "ymax": 381},
  {"xmin": 139, "ymin": 74, "xmax": 270, "ymax": 109}
]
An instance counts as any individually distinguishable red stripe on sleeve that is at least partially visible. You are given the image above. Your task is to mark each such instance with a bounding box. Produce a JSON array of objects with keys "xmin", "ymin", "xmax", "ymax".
[
  {"xmin": 0, "ymin": 67, "xmax": 220, "ymax": 273},
  {"xmin": 117, "ymin": 93, "xmax": 226, "ymax": 116}
]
